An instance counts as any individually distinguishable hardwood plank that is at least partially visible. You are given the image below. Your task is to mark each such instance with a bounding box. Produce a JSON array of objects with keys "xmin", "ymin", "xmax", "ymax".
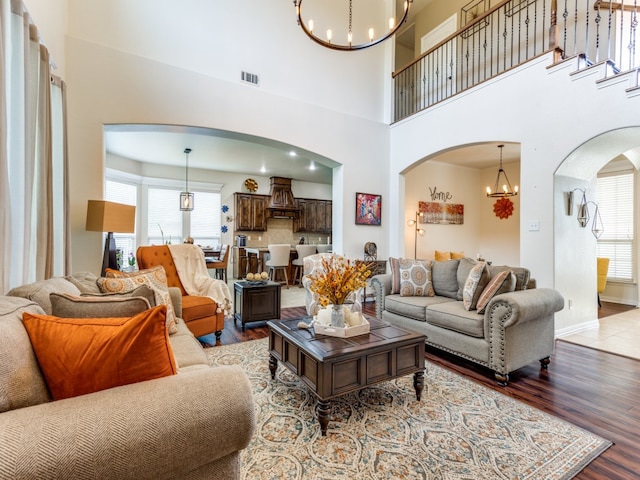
[{"xmin": 205, "ymin": 302, "xmax": 640, "ymax": 480}]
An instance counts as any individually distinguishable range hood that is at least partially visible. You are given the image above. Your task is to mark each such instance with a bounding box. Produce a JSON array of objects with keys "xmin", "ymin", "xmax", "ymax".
[{"xmin": 267, "ymin": 176, "xmax": 299, "ymax": 218}]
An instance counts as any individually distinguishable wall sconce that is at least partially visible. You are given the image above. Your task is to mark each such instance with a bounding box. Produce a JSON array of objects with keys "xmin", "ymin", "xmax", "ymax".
[
  {"xmin": 407, "ymin": 211, "xmax": 425, "ymax": 258},
  {"xmin": 565, "ymin": 188, "xmax": 603, "ymax": 238}
]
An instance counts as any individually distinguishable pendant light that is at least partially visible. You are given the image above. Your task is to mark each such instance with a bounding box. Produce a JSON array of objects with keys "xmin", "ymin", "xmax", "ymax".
[
  {"xmin": 486, "ymin": 145, "xmax": 518, "ymax": 198},
  {"xmin": 180, "ymin": 148, "xmax": 194, "ymax": 211}
]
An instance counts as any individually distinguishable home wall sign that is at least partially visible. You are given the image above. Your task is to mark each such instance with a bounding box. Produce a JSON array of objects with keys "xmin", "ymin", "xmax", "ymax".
[{"xmin": 419, "ymin": 200, "xmax": 464, "ymax": 225}]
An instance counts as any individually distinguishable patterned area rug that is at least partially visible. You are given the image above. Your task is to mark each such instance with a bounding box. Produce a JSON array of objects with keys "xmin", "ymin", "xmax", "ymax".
[{"xmin": 206, "ymin": 339, "xmax": 611, "ymax": 480}]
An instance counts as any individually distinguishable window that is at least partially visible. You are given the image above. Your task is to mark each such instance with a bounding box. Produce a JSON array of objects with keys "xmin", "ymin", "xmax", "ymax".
[
  {"xmin": 190, "ymin": 191, "xmax": 222, "ymax": 247},
  {"xmin": 147, "ymin": 187, "xmax": 221, "ymax": 246},
  {"xmin": 596, "ymin": 172, "xmax": 634, "ymax": 282},
  {"xmin": 106, "ymin": 180, "xmax": 138, "ymax": 265}
]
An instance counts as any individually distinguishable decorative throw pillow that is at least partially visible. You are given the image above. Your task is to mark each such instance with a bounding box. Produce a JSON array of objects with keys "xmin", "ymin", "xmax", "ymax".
[
  {"xmin": 431, "ymin": 259, "xmax": 460, "ymax": 299},
  {"xmin": 389, "ymin": 257, "xmax": 401, "ymax": 294},
  {"xmin": 456, "ymin": 257, "xmax": 478, "ymax": 300},
  {"xmin": 434, "ymin": 250, "xmax": 451, "ymax": 262},
  {"xmin": 22, "ymin": 305, "xmax": 177, "ymax": 401},
  {"xmin": 450, "ymin": 251, "xmax": 465, "ymax": 259},
  {"xmin": 50, "ymin": 291, "xmax": 152, "ymax": 319},
  {"xmin": 398, "ymin": 259, "xmax": 435, "ymax": 297},
  {"xmin": 476, "ymin": 270, "xmax": 516, "ymax": 314},
  {"xmin": 462, "ymin": 261, "xmax": 488, "ymax": 311},
  {"xmin": 97, "ymin": 266, "xmax": 177, "ymax": 334}
]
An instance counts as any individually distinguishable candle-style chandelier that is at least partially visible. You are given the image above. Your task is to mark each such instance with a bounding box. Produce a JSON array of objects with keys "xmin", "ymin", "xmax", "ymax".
[
  {"xmin": 293, "ymin": 0, "xmax": 413, "ymax": 51},
  {"xmin": 486, "ymin": 144, "xmax": 519, "ymax": 198}
]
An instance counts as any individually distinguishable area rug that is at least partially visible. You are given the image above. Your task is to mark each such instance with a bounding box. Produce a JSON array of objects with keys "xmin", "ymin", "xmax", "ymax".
[{"xmin": 206, "ymin": 339, "xmax": 611, "ymax": 480}]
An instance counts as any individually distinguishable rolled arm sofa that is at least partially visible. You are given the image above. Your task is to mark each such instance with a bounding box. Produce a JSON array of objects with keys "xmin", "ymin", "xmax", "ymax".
[
  {"xmin": 371, "ymin": 257, "xmax": 564, "ymax": 385},
  {"xmin": 2, "ymin": 273, "xmax": 255, "ymax": 480}
]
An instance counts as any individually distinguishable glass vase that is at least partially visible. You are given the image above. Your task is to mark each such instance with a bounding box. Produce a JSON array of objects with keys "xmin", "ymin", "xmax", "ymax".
[{"xmin": 331, "ymin": 304, "xmax": 345, "ymax": 328}]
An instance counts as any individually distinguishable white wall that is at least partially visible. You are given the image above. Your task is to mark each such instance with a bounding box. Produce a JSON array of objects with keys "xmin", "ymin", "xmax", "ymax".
[
  {"xmin": 390, "ymin": 53, "xmax": 640, "ymax": 333},
  {"xmin": 23, "ymin": 0, "xmax": 68, "ymax": 76},
  {"xmin": 403, "ymin": 159, "xmax": 520, "ymax": 264}
]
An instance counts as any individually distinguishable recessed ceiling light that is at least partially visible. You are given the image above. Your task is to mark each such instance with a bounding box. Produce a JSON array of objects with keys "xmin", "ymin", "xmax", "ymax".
[
  {"xmin": 260, "ymin": 165, "xmax": 266, "ymax": 173},
  {"xmin": 309, "ymin": 161, "xmax": 316, "ymax": 171},
  {"xmin": 289, "ymin": 151, "xmax": 297, "ymax": 157}
]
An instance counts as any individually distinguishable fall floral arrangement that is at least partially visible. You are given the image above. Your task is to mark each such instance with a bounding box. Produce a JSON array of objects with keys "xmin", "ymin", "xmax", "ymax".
[{"xmin": 307, "ymin": 256, "xmax": 371, "ymax": 307}]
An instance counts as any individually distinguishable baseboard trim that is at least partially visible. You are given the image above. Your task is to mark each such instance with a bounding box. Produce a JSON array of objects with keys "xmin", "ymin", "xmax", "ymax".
[{"xmin": 555, "ymin": 319, "xmax": 599, "ymax": 338}]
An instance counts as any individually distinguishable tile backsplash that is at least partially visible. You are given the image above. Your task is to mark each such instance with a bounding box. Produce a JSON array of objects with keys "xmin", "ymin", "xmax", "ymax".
[{"xmin": 236, "ymin": 218, "xmax": 331, "ymax": 247}]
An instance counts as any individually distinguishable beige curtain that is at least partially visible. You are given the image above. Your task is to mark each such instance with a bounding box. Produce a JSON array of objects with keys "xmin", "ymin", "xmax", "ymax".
[{"xmin": 0, "ymin": 0, "xmax": 66, "ymax": 292}]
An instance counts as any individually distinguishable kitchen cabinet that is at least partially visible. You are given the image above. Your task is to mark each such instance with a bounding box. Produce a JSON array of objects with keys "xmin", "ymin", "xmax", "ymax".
[
  {"xmin": 295, "ymin": 198, "xmax": 332, "ymax": 233},
  {"xmin": 235, "ymin": 193, "xmax": 268, "ymax": 231}
]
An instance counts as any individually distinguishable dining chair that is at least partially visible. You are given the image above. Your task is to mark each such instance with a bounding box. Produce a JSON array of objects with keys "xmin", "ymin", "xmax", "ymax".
[
  {"xmin": 207, "ymin": 245, "xmax": 229, "ymax": 282},
  {"xmin": 292, "ymin": 244, "xmax": 317, "ymax": 287},
  {"xmin": 265, "ymin": 244, "xmax": 291, "ymax": 288}
]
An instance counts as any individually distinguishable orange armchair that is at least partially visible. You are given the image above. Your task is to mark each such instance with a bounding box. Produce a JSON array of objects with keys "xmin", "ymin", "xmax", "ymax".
[{"xmin": 136, "ymin": 245, "xmax": 224, "ymax": 340}]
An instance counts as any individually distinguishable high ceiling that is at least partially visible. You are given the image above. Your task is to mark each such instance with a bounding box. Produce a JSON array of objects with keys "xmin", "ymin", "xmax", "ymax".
[{"xmin": 103, "ymin": 1, "xmax": 520, "ymax": 184}]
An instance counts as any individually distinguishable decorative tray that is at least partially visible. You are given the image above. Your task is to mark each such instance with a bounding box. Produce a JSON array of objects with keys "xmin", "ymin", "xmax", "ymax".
[
  {"xmin": 313, "ymin": 315, "xmax": 370, "ymax": 338},
  {"xmin": 244, "ymin": 279, "xmax": 267, "ymax": 285}
]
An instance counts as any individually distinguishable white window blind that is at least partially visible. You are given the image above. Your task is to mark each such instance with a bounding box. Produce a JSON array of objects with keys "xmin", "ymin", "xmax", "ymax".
[
  {"xmin": 106, "ymin": 180, "xmax": 138, "ymax": 263},
  {"xmin": 190, "ymin": 191, "xmax": 221, "ymax": 247},
  {"xmin": 148, "ymin": 188, "xmax": 182, "ymax": 245},
  {"xmin": 596, "ymin": 172, "xmax": 634, "ymax": 282}
]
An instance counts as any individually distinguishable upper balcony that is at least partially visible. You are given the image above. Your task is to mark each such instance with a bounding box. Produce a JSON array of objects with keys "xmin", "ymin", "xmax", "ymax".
[{"xmin": 393, "ymin": 0, "xmax": 640, "ymax": 123}]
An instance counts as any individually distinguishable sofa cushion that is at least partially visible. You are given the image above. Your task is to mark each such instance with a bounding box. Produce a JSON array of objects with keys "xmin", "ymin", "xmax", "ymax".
[
  {"xmin": 462, "ymin": 261, "xmax": 489, "ymax": 311},
  {"xmin": 0, "ymin": 297, "xmax": 51, "ymax": 412},
  {"xmin": 98, "ymin": 266, "xmax": 177, "ymax": 334},
  {"xmin": 432, "ymin": 259, "xmax": 460, "ymax": 299},
  {"xmin": 65, "ymin": 272, "xmax": 101, "ymax": 294},
  {"xmin": 50, "ymin": 288, "xmax": 153, "ymax": 318},
  {"xmin": 22, "ymin": 305, "xmax": 177, "ymax": 401},
  {"xmin": 476, "ymin": 270, "xmax": 517, "ymax": 314},
  {"xmin": 426, "ymin": 301, "xmax": 485, "ymax": 338},
  {"xmin": 488, "ymin": 265, "xmax": 531, "ymax": 291},
  {"xmin": 398, "ymin": 259, "xmax": 434, "ymax": 297},
  {"xmin": 7, "ymin": 277, "xmax": 81, "ymax": 314},
  {"xmin": 385, "ymin": 294, "xmax": 455, "ymax": 321}
]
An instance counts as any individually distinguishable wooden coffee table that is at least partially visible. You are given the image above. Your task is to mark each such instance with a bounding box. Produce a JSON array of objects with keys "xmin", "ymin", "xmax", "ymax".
[{"xmin": 267, "ymin": 316, "xmax": 426, "ymax": 436}]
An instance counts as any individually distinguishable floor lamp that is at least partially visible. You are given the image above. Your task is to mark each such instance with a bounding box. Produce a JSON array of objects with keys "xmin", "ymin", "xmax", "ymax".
[
  {"xmin": 86, "ymin": 200, "xmax": 136, "ymax": 276},
  {"xmin": 407, "ymin": 212, "xmax": 425, "ymax": 259}
]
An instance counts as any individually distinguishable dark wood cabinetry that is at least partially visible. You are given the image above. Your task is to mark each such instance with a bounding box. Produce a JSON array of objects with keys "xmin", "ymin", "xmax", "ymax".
[
  {"xmin": 294, "ymin": 198, "xmax": 332, "ymax": 233},
  {"xmin": 235, "ymin": 193, "xmax": 268, "ymax": 231}
]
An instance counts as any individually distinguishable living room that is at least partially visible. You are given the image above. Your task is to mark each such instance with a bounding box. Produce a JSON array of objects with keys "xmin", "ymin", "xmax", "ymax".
[{"xmin": 2, "ymin": 0, "xmax": 640, "ymax": 478}]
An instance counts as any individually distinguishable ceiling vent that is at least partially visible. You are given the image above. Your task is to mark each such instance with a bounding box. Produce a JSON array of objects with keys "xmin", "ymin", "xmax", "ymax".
[{"xmin": 241, "ymin": 71, "xmax": 259, "ymax": 86}]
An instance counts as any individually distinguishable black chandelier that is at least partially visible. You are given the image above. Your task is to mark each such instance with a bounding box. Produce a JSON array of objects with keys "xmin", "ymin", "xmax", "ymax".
[
  {"xmin": 293, "ymin": 0, "xmax": 413, "ymax": 51},
  {"xmin": 486, "ymin": 144, "xmax": 518, "ymax": 198}
]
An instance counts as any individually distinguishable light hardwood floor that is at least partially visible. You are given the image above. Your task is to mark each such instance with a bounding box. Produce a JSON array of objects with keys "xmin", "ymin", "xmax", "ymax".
[{"xmin": 560, "ymin": 301, "xmax": 640, "ymax": 360}]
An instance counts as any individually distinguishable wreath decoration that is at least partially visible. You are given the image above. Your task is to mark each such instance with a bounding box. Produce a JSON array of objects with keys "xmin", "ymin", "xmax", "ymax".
[{"xmin": 493, "ymin": 198, "xmax": 514, "ymax": 219}]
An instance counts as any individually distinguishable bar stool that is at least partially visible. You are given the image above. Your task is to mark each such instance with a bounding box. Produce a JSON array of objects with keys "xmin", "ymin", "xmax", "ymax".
[
  {"xmin": 265, "ymin": 244, "xmax": 291, "ymax": 288},
  {"xmin": 292, "ymin": 245, "xmax": 317, "ymax": 287}
]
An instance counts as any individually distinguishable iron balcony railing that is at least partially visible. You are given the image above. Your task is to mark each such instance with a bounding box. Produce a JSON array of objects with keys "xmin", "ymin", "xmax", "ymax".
[{"xmin": 393, "ymin": 0, "xmax": 639, "ymax": 122}]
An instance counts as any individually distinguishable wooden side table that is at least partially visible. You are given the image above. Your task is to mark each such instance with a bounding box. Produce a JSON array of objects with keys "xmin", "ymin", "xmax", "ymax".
[{"xmin": 233, "ymin": 280, "xmax": 281, "ymax": 331}]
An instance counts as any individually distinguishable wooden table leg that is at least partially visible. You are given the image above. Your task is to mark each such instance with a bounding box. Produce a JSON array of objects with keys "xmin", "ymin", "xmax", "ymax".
[
  {"xmin": 269, "ymin": 354, "xmax": 278, "ymax": 379},
  {"xmin": 413, "ymin": 370, "xmax": 424, "ymax": 401},
  {"xmin": 317, "ymin": 399, "xmax": 330, "ymax": 436}
]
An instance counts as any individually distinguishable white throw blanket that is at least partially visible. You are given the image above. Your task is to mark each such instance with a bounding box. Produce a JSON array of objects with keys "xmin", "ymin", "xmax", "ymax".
[{"xmin": 168, "ymin": 244, "xmax": 233, "ymax": 317}]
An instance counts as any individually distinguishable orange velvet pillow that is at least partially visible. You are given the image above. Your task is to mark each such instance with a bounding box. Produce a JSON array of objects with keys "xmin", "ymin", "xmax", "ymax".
[{"xmin": 22, "ymin": 305, "xmax": 177, "ymax": 400}]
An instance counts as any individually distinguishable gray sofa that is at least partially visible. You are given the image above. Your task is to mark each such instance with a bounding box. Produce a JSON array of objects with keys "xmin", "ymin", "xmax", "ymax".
[
  {"xmin": 371, "ymin": 258, "xmax": 564, "ymax": 385},
  {"xmin": 1, "ymin": 273, "xmax": 255, "ymax": 480}
]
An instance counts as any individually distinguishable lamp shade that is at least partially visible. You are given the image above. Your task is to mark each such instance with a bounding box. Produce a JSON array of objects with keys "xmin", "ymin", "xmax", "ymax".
[{"xmin": 86, "ymin": 200, "xmax": 135, "ymax": 233}]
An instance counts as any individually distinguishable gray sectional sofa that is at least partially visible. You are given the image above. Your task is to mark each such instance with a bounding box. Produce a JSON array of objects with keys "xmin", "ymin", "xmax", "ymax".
[
  {"xmin": 1, "ymin": 273, "xmax": 255, "ymax": 480},
  {"xmin": 371, "ymin": 258, "xmax": 564, "ymax": 385}
]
